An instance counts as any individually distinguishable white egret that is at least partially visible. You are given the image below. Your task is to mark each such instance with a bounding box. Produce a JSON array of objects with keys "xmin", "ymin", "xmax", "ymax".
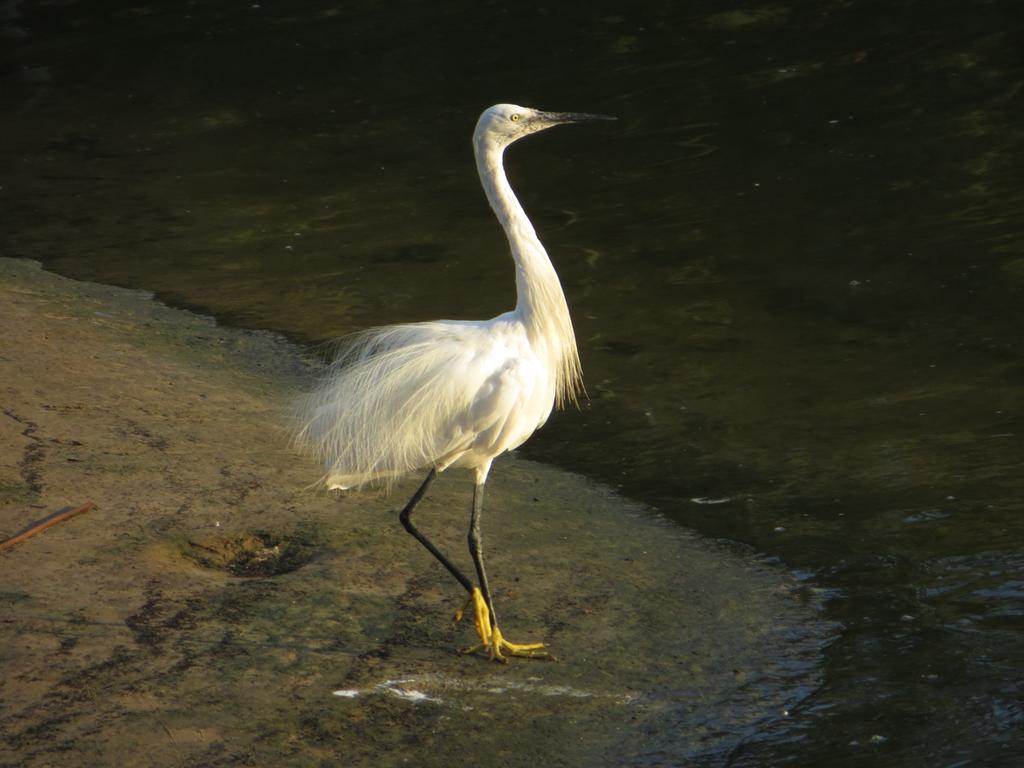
[{"xmin": 294, "ymin": 103, "xmax": 614, "ymax": 661}]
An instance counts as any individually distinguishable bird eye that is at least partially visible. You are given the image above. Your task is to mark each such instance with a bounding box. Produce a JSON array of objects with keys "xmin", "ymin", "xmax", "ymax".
[{"xmin": 510, "ymin": 114, "xmax": 520, "ymax": 122}]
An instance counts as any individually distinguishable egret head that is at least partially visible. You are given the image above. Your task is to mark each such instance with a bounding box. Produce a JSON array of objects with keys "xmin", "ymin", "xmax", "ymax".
[{"xmin": 474, "ymin": 103, "xmax": 615, "ymax": 151}]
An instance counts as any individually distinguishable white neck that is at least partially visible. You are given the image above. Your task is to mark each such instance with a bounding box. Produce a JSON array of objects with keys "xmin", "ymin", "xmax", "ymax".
[{"xmin": 474, "ymin": 137, "xmax": 583, "ymax": 406}]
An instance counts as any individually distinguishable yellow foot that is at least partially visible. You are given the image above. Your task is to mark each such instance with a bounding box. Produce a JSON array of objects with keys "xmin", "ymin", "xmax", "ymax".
[{"xmin": 455, "ymin": 587, "xmax": 554, "ymax": 662}]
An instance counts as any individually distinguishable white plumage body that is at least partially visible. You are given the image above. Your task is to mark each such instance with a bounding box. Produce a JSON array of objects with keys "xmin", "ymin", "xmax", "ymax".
[
  {"xmin": 297, "ymin": 314, "xmax": 558, "ymax": 489},
  {"xmin": 293, "ymin": 103, "xmax": 595, "ymax": 492}
]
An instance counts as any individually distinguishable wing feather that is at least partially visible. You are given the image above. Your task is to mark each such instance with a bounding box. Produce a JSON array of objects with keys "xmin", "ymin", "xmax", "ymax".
[{"xmin": 292, "ymin": 321, "xmax": 516, "ymax": 489}]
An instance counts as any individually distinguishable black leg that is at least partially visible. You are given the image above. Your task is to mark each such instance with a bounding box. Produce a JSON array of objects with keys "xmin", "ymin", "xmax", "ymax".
[
  {"xmin": 468, "ymin": 480, "xmax": 497, "ymax": 628},
  {"xmin": 399, "ymin": 469, "xmax": 473, "ymax": 592}
]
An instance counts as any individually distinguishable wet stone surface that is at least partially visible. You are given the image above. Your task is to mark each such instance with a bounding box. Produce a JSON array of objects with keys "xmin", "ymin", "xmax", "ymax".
[{"xmin": 0, "ymin": 259, "xmax": 830, "ymax": 766}]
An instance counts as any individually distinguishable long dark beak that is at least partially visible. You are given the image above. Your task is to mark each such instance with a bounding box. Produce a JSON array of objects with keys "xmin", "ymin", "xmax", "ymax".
[{"xmin": 541, "ymin": 111, "xmax": 617, "ymax": 124}]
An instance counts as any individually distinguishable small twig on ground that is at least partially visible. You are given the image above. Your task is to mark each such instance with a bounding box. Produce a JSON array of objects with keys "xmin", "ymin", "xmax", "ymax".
[{"xmin": 0, "ymin": 501, "xmax": 96, "ymax": 552}]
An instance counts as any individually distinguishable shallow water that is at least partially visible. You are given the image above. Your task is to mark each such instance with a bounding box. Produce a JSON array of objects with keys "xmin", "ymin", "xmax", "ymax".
[{"xmin": 3, "ymin": 0, "xmax": 1023, "ymax": 764}]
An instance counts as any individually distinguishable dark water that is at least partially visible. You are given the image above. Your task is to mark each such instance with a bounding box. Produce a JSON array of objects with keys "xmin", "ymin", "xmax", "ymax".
[{"xmin": 3, "ymin": 0, "xmax": 1023, "ymax": 764}]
